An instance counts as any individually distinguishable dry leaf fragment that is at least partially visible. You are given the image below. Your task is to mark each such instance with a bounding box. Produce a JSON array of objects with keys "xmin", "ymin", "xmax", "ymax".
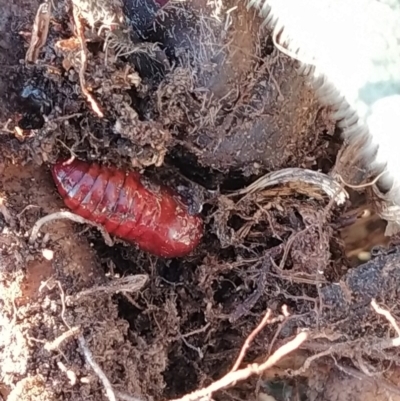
[{"xmin": 25, "ymin": 1, "xmax": 51, "ymax": 63}]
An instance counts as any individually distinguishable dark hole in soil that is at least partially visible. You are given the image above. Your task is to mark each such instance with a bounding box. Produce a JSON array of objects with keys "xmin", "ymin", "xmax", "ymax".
[
  {"xmin": 288, "ymin": 210, "xmax": 305, "ymax": 231},
  {"xmin": 116, "ymin": 295, "xmax": 155, "ymax": 337},
  {"xmin": 163, "ymin": 353, "xmax": 199, "ymax": 398},
  {"xmin": 181, "ymin": 311, "xmax": 206, "ymax": 332},
  {"xmin": 127, "ymin": 86, "xmax": 153, "ymax": 121},
  {"xmin": 157, "ymin": 259, "xmax": 185, "ymax": 284},
  {"xmin": 268, "ymin": 237, "xmax": 284, "ymax": 248},
  {"xmin": 260, "ymin": 35, "xmax": 275, "ymax": 58},
  {"xmin": 216, "ymin": 246, "xmax": 239, "ymax": 262},
  {"xmin": 86, "ymin": 40, "xmax": 104, "ymax": 55},
  {"xmin": 166, "ymin": 145, "xmax": 259, "ymax": 192},
  {"xmin": 127, "ymin": 52, "xmax": 167, "ymax": 85},
  {"xmin": 220, "ymin": 170, "xmax": 259, "ymax": 192},
  {"xmin": 18, "ymin": 113, "xmax": 45, "ymax": 130},
  {"xmin": 212, "ymin": 274, "xmax": 244, "ymax": 304},
  {"xmin": 314, "ymin": 129, "xmax": 343, "ymax": 173},
  {"xmin": 91, "ymin": 238, "xmax": 143, "ymax": 275},
  {"xmin": 227, "ymin": 215, "xmax": 247, "ymax": 231},
  {"xmin": 166, "ymin": 146, "xmax": 223, "ymax": 190},
  {"xmin": 9, "ymin": 71, "xmax": 55, "ymax": 130}
]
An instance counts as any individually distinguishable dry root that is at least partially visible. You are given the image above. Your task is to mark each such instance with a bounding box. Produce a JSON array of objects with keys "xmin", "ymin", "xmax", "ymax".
[
  {"xmin": 29, "ymin": 211, "xmax": 114, "ymax": 246},
  {"xmin": 44, "ymin": 326, "xmax": 81, "ymax": 352},
  {"xmin": 72, "ymin": 5, "xmax": 104, "ymax": 117},
  {"xmin": 78, "ymin": 335, "xmax": 117, "ymax": 401},
  {"xmin": 232, "ymin": 168, "xmax": 348, "ymax": 205},
  {"xmin": 66, "ymin": 275, "xmax": 149, "ymax": 303}
]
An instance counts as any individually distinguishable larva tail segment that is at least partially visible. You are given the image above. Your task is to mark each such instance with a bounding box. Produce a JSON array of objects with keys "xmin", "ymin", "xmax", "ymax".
[{"xmin": 246, "ymin": 0, "xmax": 400, "ymax": 231}]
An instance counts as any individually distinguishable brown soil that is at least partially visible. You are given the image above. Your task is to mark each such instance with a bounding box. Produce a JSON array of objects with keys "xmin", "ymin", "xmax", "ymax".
[{"xmin": 0, "ymin": 0, "xmax": 399, "ymax": 401}]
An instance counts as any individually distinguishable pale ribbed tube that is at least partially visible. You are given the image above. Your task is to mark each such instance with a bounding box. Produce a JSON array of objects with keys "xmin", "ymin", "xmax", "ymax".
[{"xmin": 246, "ymin": 0, "xmax": 400, "ymax": 219}]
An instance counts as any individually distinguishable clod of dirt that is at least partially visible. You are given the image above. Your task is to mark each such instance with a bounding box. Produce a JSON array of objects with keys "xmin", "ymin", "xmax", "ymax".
[
  {"xmin": 321, "ymin": 247, "xmax": 400, "ymax": 320},
  {"xmin": 153, "ymin": 0, "xmax": 334, "ymax": 175},
  {"xmin": 0, "ymin": 0, "xmax": 394, "ymax": 400}
]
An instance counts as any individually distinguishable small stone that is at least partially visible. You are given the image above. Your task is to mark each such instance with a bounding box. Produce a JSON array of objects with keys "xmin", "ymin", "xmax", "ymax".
[{"xmin": 42, "ymin": 249, "xmax": 54, "ymax": 260}]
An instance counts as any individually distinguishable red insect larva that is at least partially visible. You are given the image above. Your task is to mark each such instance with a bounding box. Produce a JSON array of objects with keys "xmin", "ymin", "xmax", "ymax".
[{"xmin": 51, "ymin": 159, "xmax": 203, "ymax": 258}]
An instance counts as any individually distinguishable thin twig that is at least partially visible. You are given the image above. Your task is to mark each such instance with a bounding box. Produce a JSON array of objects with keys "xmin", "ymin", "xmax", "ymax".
[
  {"xmin": 181, "ymin": 337, "xmax": 204, "ymax": 359},
  {"xmin": 230, "ymin": 310, "xmax": 273, "ymax": 372},
  {"xmin": 50, "ymin": 113, "xmax": 83, "ymax": 122},
  {"xmin": 57, "ymin": 280, "xmax": 71, "ymax": 329},
  {"xmin": 181, "ymin": 323, "xmax": 211, "ymax": 339},
  {"xmin": 78, "ymin": 335, "xmax": 117, "ymax": 401}
]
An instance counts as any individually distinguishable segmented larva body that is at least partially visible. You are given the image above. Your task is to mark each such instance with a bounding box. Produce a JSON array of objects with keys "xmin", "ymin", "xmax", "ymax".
[{"xmin": 51, "ymin": 159, "xmax": 203, "ymax": 258}]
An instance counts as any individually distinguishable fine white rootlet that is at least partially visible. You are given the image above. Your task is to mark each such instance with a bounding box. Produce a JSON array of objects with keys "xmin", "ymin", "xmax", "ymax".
[{"xmin": 246, "ymin": 0, "xmax": 400, "ymax": 211}]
